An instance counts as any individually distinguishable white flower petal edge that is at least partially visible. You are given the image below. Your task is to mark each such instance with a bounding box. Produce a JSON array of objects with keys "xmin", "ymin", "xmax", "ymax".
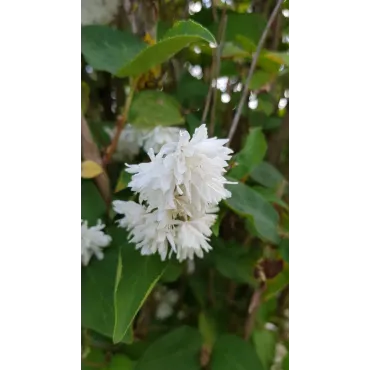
[
  {"xmin": 113, "ymin": 124, "xmax": 235, "ymax": 261},
  {"xmin": 81, "ymin": 219, "xmax": 112, "ymax": 266},
  {"xmin": 142, "ymin": 126, "xmax": 181, "ymax": 154},
  {"xmin": 104, "ymin": 125, "xmax": 181, "ymax": 162}
]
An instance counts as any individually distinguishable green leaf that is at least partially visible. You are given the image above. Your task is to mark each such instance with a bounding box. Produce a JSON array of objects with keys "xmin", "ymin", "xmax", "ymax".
[
  {"xmin": 119, "ymin": 20, "xmax": 215, "ymax": 77},
  {"xmin": 109, "ymin": 354, "xmax": 135, "ymax": 370},
  {"xmin": 212, "ymin": 242, "xmax": 261, "ymax": 285},
  {"xmin": 220, "ymin": 13, "xmax": 267, "ymax": 45},
  {"xmin": 282, "ymin": 353, "xmax": 289, "ymax": 370},
  {"xmin": 199, "ymin": 311, "xmax": 218, "ymax": 347},
  {"xmin": 189, "ymin": 276, "xmax": 207, "ymax": 307},
  {"xmin": 225, "ymin": 182, "xmax": 280, "ymax": 244},
  {"xmin": 129, "ymin": 91, "xmax": 184, "ymax": 129},
  {"xmin": 253, "ymin": 186, "xmax": 288, "ymax": 210},
  {"xmin": 115, "ymin": 170, "xmax": 132, "ymax": 193},
  {"xmin": 81, "ymin": 180, "xmax": 106, "ymax": 225},
  {"xmin": 81, "ymin": 239, "xmax": 121, "ymax": 339},
  {"xmin": 257, "ymin": 93, "xmax": 276, "ymax": 116},
  {"xmin": 161, "ymin": 259, "xmax": 183, "ymax": 282},
  {"xmin": 264, "ymin": 263, "xmax": 289, "ymax": 301},
  {"xmin": 279, "ymin": 239, "xmax": 289, "ymax": 263},
  {"xmin": 82, "ymin": 348, "xmax": 106, "ymax": 370},
  {"xmin": 257, "ymin": 50, "xmax": 288, "ymax": 74},
  {"xmin": 249, "ymin": 71, "xmax": 274, "ymax": 90},
  {"xmin": 82, "ymin": 21, "xmax": 215, "ymax": 77},
  {"xmin": 176, "ymin": 75, "xmax": 208, "ymax": 108},
  {"xmin": 81, "ymin": 25, "xmax": 147, "ymax": 76},
  {"xmin": 113, "ymin": 230, "xmax": 167, "ymax": 343},
  {"xmin": 229, "ymin": 127, "xmax": 267, "ymax": 179},
  {"xmin": 82, "ymin": 228, "xmax": 133, "ymax": 343},
  {"xmin": 222, "ymin": 42, "xmax": 249, "ymax": 58},
  {"xmin": 253, "ymin": 330, "xmax": 277, "ymax": 370},
  {"xmin": 135, "ymin": 326, "xmax": 202, "ymax": 370},
  {"xmin": 250, "ymin": 162, "xmax": 285, "ymax": 190},
  {"xmin": 211, "ymin": 334, "xmax": 264, "ymax": 370},
  {"xmin": 235, "ymin": 35, "xmax": 257, "ymax": 53}
]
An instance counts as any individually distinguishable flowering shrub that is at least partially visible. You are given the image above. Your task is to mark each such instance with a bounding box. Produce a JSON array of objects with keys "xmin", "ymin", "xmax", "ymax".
[{"xmin": 81, "ymin": 1, "xmax": 289, "ymax": 369}]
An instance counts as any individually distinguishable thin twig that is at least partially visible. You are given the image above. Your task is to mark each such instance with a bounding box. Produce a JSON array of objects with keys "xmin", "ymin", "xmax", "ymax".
[
  {"xmin": 103, "ymin": 78, "xmax": 137, "ymax": 165},
  {"xmin": 201, "ymin": 83, "xmax": 213, "ymax": 124},
  {"xmin": 209, "ymin": 11, "xmax": 228, "ymax": 136},
  {"xmin": 227, "ymin": 0, "xmax": 284, "ymax": 145},
  {"xmin": 210, "ymin": 0, "xmax": 219, "ymax": 22}
]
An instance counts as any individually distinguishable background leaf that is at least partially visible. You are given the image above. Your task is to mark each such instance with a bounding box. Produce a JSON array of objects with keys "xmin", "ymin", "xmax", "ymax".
[
  {"xmin": 129, "ymin": 91, "xmax": 184, "ymax": 129},
  {"xmin": 135, "ymin": 326, "xmax": 202, "ymax": 370},
  {"xmin": 250, "ymin": 162, "xmax": 285, "ymax": 190},
  {"xmin": 229, "ymin": 128, "xmax": 267, "ymax": 179},
  {"xmin": 211, "ymin": 334, "xmax": 264, "ymax": 370},
  {"xmin": 253, "ymin": 329, "xmax": 277, "ymax": 369},
  {"xmin": 225, "ymin": 182, "xmax": 280, "ymax": 243}
]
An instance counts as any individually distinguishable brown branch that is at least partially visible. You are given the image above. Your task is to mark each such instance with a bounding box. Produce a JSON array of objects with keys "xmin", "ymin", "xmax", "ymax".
[
  {"xmin": 103, "ymin": 79, "xmax": 136, "ymax": 166},
  {"xmin": 227, "ymin": 0, "xmax": 284, "ymax": 145},
  {"xmin": 244, "ymin": 283, "xmax": 266, "ymax": 340},
  {"xmin": 81, "ymin": 114, "xmax": 111, "ymax": 205}
]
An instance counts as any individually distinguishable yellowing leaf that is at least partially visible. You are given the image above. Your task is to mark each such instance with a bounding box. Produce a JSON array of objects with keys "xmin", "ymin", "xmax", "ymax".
[{"xmin": 81, "ymin": 160, "xmax": 103, "ymax": 179}]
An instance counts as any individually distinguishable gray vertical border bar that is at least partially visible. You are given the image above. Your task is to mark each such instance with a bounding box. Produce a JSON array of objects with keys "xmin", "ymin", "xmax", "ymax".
[{"xmin": 288, "ymin": 0, "xmax": 296, "ymax": 370}]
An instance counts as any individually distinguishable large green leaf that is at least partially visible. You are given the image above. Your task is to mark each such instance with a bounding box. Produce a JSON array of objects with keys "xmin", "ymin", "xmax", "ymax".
[
  {"xmin": 211, "ymin": 334, "xmax": 264, "ymax": 370},
  {"xmin": 113, "ymin": 231, "xmax": 167, "ymax": 343},
  {"xmin": 229, "ymin": 128, "xmax": 267, "ymax": 179},
  {"xmin": 119, "ymin": 20, "xmax": 215, "ymax": 77},
  {"xmin": 129, "ymin": 91, "xmax": 184, "ymax": 129},
  {"xmin": 82, "ymin": 227, "xmax": 133, "ymax": 343},
  {"xmin": 253, "ymin": 330, "xmax": 277, "ymax": 370},
  {"xmin": 135, "ymin": 326, "xmax": 202, "ymax": 370},
  {"xmin": 82, "ymin": 21, "xmax": 215, "ymax": 77},
  {"xmin": 81, "ymin": 25, "xmax": 146, "ymax": 75},
  {"xmin": 225, "ymin": 182, "xmax": 280, "ymax": 244},
  {"xmin": 81, "ymin": 237, "xmax": 121, "ymax": 339},
  {"xmin": 250, "ymin": 162, "xmax": 285, "ymax": 190},
  {"xmin": 81, "ymin": 180, "xmax": 106, "ymax": 224}
]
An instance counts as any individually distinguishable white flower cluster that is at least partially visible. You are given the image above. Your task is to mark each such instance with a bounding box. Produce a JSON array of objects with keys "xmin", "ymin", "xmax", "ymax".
[
  {"xmin": 81, "ymin": 0, "xmax": 119, "ymax": 25},
  {"xmin": 104, "ymin": 125, "xmax": 180, "ymax": 161},
  {"xmin": 81, "ymin": 220, "xmax": 112, "ymax": 266},
  {"xmin": 153, "ymin": 286, "xmax": 179, "ymax": 320},
  {"xmin": 113, "ymin": 124, "xmax": 235, "ymax": 261}
]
